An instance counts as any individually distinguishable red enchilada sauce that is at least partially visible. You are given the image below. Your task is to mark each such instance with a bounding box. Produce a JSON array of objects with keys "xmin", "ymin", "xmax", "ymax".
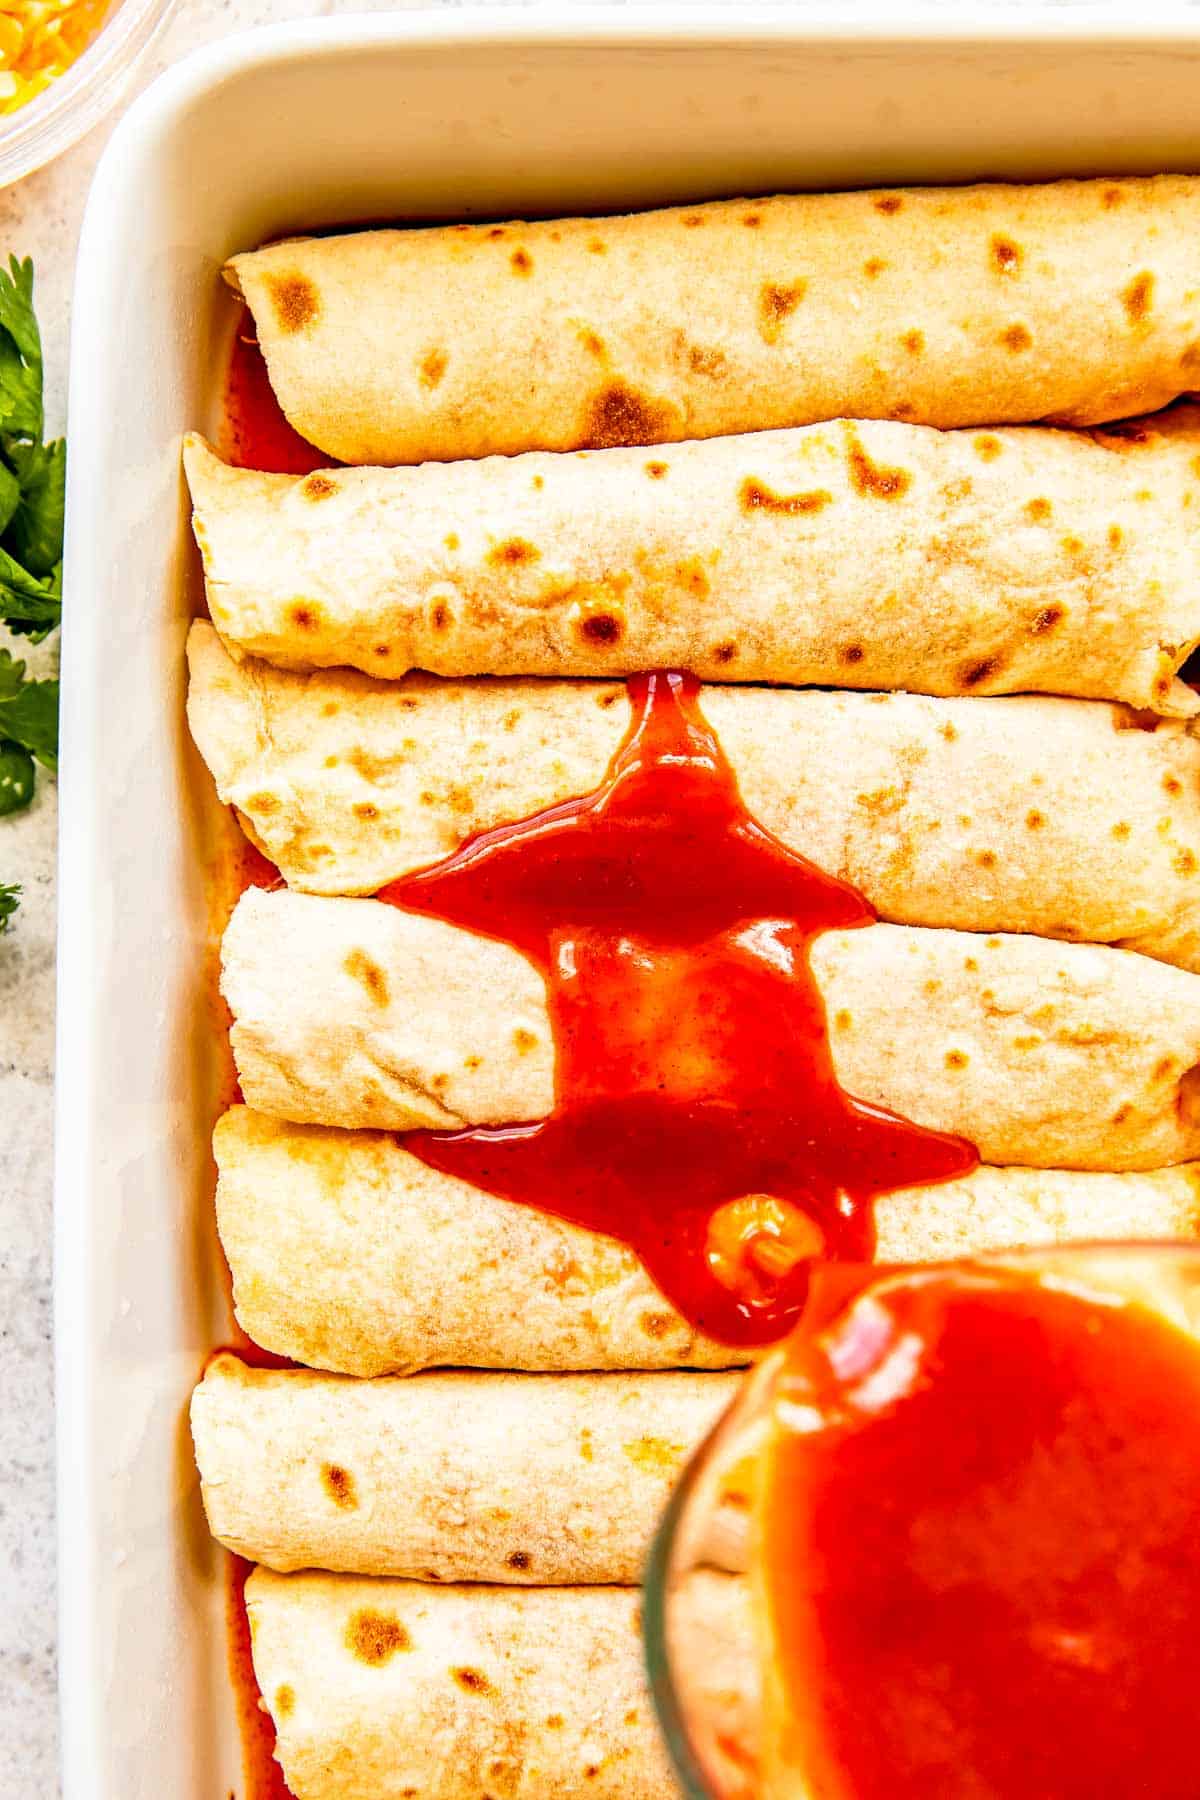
[
  {"xmin": 223, "ymin": 308, "xmax": 330, "ymax": 475},
  {"xmin": 383, "ymin": 670, "xmax": 976, "ymax": 1345},
  {"xmin": 759, "ymin": 1267, "xmax": 1200, "ymax": 1799}
]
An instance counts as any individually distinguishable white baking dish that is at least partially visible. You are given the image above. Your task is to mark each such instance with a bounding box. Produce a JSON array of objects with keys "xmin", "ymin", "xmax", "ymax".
[{"xmin": 55, "ymin": 8, "xmax": 1200, "ymax": 1796}]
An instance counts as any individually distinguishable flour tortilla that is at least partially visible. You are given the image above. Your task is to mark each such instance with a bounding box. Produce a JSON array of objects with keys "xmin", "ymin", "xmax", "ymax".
[
  {"xmin": 214, "ymin": 1105, "xmax": 736, "ymax": 1375},
  {"xmin": 186, "ymin": 409, "xmax": 1200, "ymax": 710},
  {"xmin": 188, "ymin": 621, "xmax": 1200, "ymax": 968},
  {"xmin": 192, "ymin": 1354, "xmax": 737, "ymax": 1583},
  {"xmin": 227, "ymin": 177, "xmax": 1200, "ymax": 465},
  {"xmin": 214, "ymin": 1107, "xmax": 1200, "ymax": 1376},
  {"xmin": 245, "ymin": 1569, "xmax": 693, "ymax": 1800},
  {"xmin": 221, "ymin": 889, "xmax": 1200, "ymax": 1171}
]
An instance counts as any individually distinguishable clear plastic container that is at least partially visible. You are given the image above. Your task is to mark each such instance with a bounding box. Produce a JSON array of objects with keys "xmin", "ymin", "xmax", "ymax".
[{"xmin": 0, "ymin": 0, "xmax": 175, "ymax": 188}]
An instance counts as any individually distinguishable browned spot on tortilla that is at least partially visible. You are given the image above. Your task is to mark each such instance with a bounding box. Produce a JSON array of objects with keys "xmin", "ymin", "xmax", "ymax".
[
  {"xmin": 680, "ymin": 213, "xmax": 705, "ymax": 228},
  {"xmin": 742, "ymin": 211, "xmax": 762, "ymax": 228},
  {"xmin": 578, "ymin": 328, "xmax": 606, "ymax": 359},
  {"xmin": 488, "ymin": 536, "xmax": 540, "ymax": 568},
  {"xmin": 599, "ymin": 691, "xmax": 620, "ymax": 707},
  {"xmin": 300, "ymin": 473, "xmax": 337, "ymax": 501},
  {"xmin": 344, "ymin": 949, "xmax": 390, "ymax": 1007},
  {"xmin": 1181, "ymin": 342, "xmax": 1200, "ymax": 372},
  {"xmin": 840, "ymin": 643, "xmax": 864, "ymax": 664},
  {"xmin": 246, "ymin": 790, "xmax": 279, "ymax": 815},
  {"xmin": 974, "ymin": 434, "xmax": 1002, "ymax": 462},
  {"xmin": 347, "ymin": 1610, "xmax": 410, "ymax": 1665},
  {"xmin": 990, "ymin": 234, "xmax": 1022, "ymax": 275},
  {"xmin": 579, "ymin": 1428, "xmax": 594, "ymax": 1461},
  {"xmin": 1122, "ymin": 271, "xmax": 1154, "ymax": 324},
  {"xmin": 352, "ymin": 802, "xmax": 380, "ymax": 822},
  {"xmin": 873, "ymin": 194, "xmax": 903, "ymax": 214},
  {"xmin": 546, "ymin": 1714, "xmax": 565, "ymax": 1729},
  {"xmin": 758, "ymin": 280, "xmax": 807, "ymax": 344},
  {"xmin": 863, "ymin": 257, "xmax": 887, "ymax": 278},
  {"xmin": 901, "ymin": 329, "xmax": 924, "ymax": 355},
  {"xmin": 453, "ymin": 1667, "xmax": 492, "ymax": 1694},
  {"xmin": 510, "ymin": 248, "xmax": 533, "ymax": 275},
  {"xmin": 1030, "ymin": 605, "xmax": 1064, "ymax": 635},
  {"xmin": 503, "ymin": 709, "xmax": 521, "ymax": 731},
  {"xmin": 1000, "ymin": 322, "xmax": 1032, "ymax": 352},
  {"xmin": 1025, "ymin": 810, "xmax": 1046, "ymax": 830},
  {"xmin": 939, "ymin": 720, "xmax": 958, "ymax": 742},
  {"xmin": 419, "ymin": 346, "xmax": 448, "ymax": 391},
  {"xmin": 486, "ymin": 226, "xmax": 507, "ymax": 240},
  {"xmin": 513, "ymin": 1027, "xmax": 538, "ymax": 1053},
  {"xmin": 740, "ymin": 476, "xmax": 831, "ymax": 516},
  {"xmin": 274, "ymin": 1685, "xmax": 295, "ymax": 1719},
  {"xmin": 1102, "ymin": 185, "xmax": 1124, "ymax": 209},
  {"xmin": 645, "ymin": 460, "xmax": 669, "ymax": 479},
  {"xmin": 587, "ymin": 238, "xmax": 607, "ymax": 254},
  {"xmin": 640, "ymin": 1310, "xmax": 673, "ymax": 1339},
  {"xmin": 976, "ymin": 849, "xmax": 997, "ymax": 869},
  {"xmin": 444, "ymin": 532, "xmax": 460, "ymax": 551},
  {"xmin": 1112, "ymin": 1104, "xmax": 1132, "ymax": 1126},
  {"xmin": 1112, "ymin": 820, "xmax": 1132, "ymax": 840},
  {"xmin": 845, "ymin": 429, "xmax": 911, "ymax": 500},
  {"xmin": 431, "ymin": 600, "xmax": 452, "ymax": 632},
  {"xmin": 463, "ymin": 1055, "xmax": 481, "ymax": 1071},
  {"xmin": 958, "ymin": 655, "xmax": 1002, "ymax": 688},
  {"xmin": 579, "ymin": 610, "xmax": 623, "ymax": 646},
  {"xmin": 834, "ymin": 1009, "xmax": 852, "ymax": 1031},
  {"xmin": 288, "ymin": 602, "xmax": 320, "ymax": 631},
  {"xmin": 1108, "ymin": 524, "xmax": 1124, "ymax": 549},
  {"xmin": 1061, "ymin": 534, "xmax": 1086, "ymax": 558},
  {"xmin": 374, "ymin": 644, "xmax": 391, "ymax": 659},
  {"xmin": 1175, "ymin": 848, "xmax": 1198, "ymax": 875},
  {"xmin": 1024, "ymin": 497, "xmax": 1052, "ymax": 523},
  {"xmin": 945, "ymin": 1049, "xmax": 969, "ymax": 1070},
  {"xmin": 531, "ymin": 475, "xmax": 544, "ymax": 491},
  {"xmin": 264, "ymin": 272, "xmax": 319, "ymax": 333},
  {"xmin": 322, "ymin": 1463, "xmax": 358, "ymax": 1509},
  {"xmin": 713, "ymin": 641, "xmax": 738, "ymax": 664},
  {"xmin": 688, "ymin": 342, "xmax": 727, "ymax": 376},
  {"xmin": 1164, "ymin": 774, "xmax": 1184, "ymax": 796},
  {"xmin": 582, "ymin": 380, "xmax": 675, "ymax": 449},
  {"xmin": 506, "ymin": 1550, "xmax": 531, "ymax": 1571},
  {"xmin": 321, "ymin": 702, "xmax": 339, "ymax": 716}
]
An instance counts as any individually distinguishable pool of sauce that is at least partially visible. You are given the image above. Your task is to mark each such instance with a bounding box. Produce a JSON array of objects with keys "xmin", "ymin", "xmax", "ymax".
[
  {"xmin": 384, "ymin": 669, "xmax": 976, "ymax": 1346},
  {"xmin": 760, "ymin": 1266, "xmax": 1200, "ymax": 1799}
]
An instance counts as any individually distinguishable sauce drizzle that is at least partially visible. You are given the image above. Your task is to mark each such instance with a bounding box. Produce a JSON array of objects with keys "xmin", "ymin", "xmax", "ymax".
[{"xmin": 384, "ymin": 671, "xmax": 976, "ymax": 1345}]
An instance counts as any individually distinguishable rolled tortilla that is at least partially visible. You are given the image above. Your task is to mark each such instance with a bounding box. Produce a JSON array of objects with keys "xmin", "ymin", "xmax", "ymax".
[
  {"xmin": 215, "ymin": 1107, "xmax": 1200, "ymax": 1376},
  {"xmin": 245, "ymin": 1568, "xmax": 713, "ymax": 1800},
  {"xmin": 221, "ymin": 887, "xmax": 1200, "ymax": 1170},
  {"xmin": 188, "ymin": 621, "xmax": 1200, "ymax": 967},
  {"xmin": 215, "ymin": 1105, "xmax": 737, "ymax": 1375},
  {"xmin": 227, "ymin": 177, "xmax": 1200, "ymax": 465},
  {"xmin": 192, "ymin": 1354, "xmax": 738, "ymax": 1583},
  {"xmin": 186, "ymin": 413, "xmax": 1200, "ymax": 710}
]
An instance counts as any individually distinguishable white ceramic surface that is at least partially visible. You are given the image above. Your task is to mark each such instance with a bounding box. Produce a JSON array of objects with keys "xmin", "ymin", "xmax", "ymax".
[{"xmin": 53, "ymin": 7, "xmax": 1200, "ymax": 1798}]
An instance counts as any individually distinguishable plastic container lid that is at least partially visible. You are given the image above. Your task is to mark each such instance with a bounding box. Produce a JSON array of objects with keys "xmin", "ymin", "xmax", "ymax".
[{"xmin": 0, "ymin": 0, "xmax": 176, "ymax": 188}]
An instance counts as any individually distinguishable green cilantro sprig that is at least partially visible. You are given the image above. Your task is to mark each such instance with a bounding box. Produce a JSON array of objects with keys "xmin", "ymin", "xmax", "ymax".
[{"xmin": 0, "ymin": 256, "xmax": 64, "ymax": 929}]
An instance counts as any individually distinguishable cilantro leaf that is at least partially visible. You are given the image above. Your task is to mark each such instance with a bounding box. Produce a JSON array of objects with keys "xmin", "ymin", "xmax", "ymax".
[
  {"xmin": 6, "ymin": 436, "xmax": 64, "ymax": 576},
  {"xmin": 0, "ymin": 545, "xmax": 59, "ymax": 639},
  {"xmin": 0, "ymin": 880, "xmax": 19, "ymax": 929},
  {"xmin": 0, "ymin": 256, "xmax": 42, "ymax": 440},
  {"xmin": 0, "ymin": 739, "xmax": 33, "ymax": 813},
  {"xmin": 0, "ymin": 647, "xmax": 57, "ymax": 770}
]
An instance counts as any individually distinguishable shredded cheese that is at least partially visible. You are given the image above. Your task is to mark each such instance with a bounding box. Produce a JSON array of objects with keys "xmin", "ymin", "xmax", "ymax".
[{"xmin": 0, "ymin": 0, "xmax": 111, "ymax": 115}]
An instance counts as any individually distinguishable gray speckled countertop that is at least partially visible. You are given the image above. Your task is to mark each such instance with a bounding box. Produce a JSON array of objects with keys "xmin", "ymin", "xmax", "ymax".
[{"xmin": 0, "ymin": 0, "xmax": 1159, "ymax": 1791}]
